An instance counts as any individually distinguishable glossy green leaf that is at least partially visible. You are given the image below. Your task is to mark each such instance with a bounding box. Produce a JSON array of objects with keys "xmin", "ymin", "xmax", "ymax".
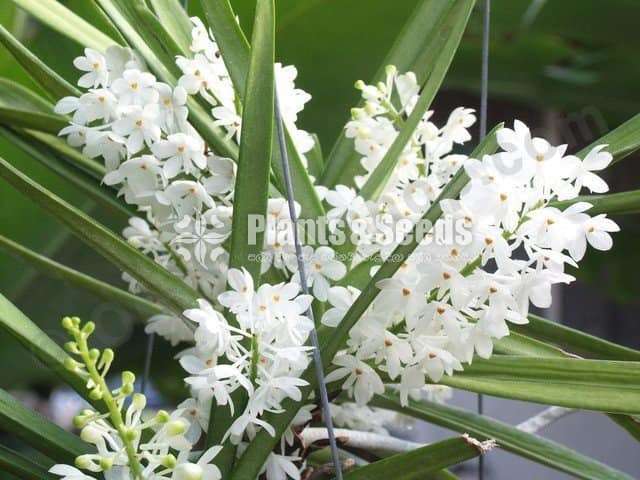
[
  {"xmin": 552, "ymin": 190, "xmax": 640, "ymax": 216},
  {"xmin": 577, "ymin": 113, "xmax": 640, "ymax": 164},
  {"xmin": 0, "ymin": 234, "xmax": 162, "ymax": 319},
  {"xmin": 10, "ymin": 0, "xmax": 117, "ymax": 50},
  {"xmin": 207, "ymin": 0, "xmax": 274, "ymax": 472},
  {"xmin": 0, "ymin": 157, "xmax": 200, "ymax": 315},
  {"xmin": 226, "ymin": 0, "xmax": 274, "ymax": 281},
  {"xmin": 493, "ymin": 331, "xmax": 569, "ymax": 358},
  {"xmin": 343, "ymin": 437, "xmax": 479, "ymax": 480},
  {"xmin": 373, "ymin": 392, "xmax": 634, "ymax": 480},
  {"xmin": 359, "ymin": 0, "xmax": 476, "ymax": 200},
  {"xmin": 200, "ymin": 0, "xmax": 324, "ymax": 219},
  {"xmin": 0, "ymin": 108, "xmax": 66, "ymax": 133},
  {"xmin": 0, "ymin": 78, "xmax": 52, "ymax": 113},
  {"xmin": 0, "ymin": 127, "xmax": 133, "ymax": 220},
  {"xmin": 149, "ymin": 0, "xmax": 193, "ymax": 55},
  {"xmin": 0, "ymin": 24, "xmax": 80, "ymax": 100},
  {"xmin": 440, "ymin": 356, "xmax": 640, "ymax": 414},
  {"xmin": 322, "ymin": 0, "xmax": 465, "ymax": 189},
  {"xmin": 0, "ymin": 388, "xmax": 89, "ymax": 463},
  {"xmin": 0, "ymin": 443, "xmax": 55, "ymax": 480},
  {"xmin": 512, "ymin": 314, "xmax": 640, "ymax": 361}
]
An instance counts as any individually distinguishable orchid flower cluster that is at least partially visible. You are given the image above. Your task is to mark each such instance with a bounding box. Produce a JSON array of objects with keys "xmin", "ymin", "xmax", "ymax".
[
  {"xmin": 320, "ymin": 70, "xmax": 619, "ymax": 406},
  {"xmin": 48, "ymin": 13, "xmax": 620, "ymax": 480}
]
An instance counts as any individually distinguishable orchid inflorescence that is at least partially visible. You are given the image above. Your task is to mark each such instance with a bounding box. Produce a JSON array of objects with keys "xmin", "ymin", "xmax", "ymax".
[{"xmin": 49, "ymin": 14, "xmax": 619, "ymax": 480}]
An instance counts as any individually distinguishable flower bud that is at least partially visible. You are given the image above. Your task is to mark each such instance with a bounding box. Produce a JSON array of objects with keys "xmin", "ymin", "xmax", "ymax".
[
  {"xmin": 75, "ymin": 455, "xmax": 92, "ymax": 469},
  {"xmin": 385, "ymin": 64, "xmax": 397, "ymax": 76},
  {"xmin": 155, "ymin": 410, "xmax": 170, "ymax": 423},
  {"xmin": 166, "ymin": 419, "xmax": 187, "ymax": 436},
  {"xmin": 89, "ymin": 348, "xmax": 100, "ymax": 361},
  {"xmin": 132, "ymin": 393, "xmax": 147, "ymax": 411},
  {"xmin": 354, "ymin": 80, "xmax": 365, "ymax": 90},
  {"xmin": 99, "ymin": 456, "xmax": 114, "ymax": 471},
  {"xmin": 80, "ymin": 425, "xmax": 102, "ymax": 444},
  {"xmin": 89, "ymin": 387, "xmax": 103, "ymax": 401},
  {"xmin": 64, "ymin": 341, "xmax": 79, "ymax": 354},
  {"xmin": 161, "ymin": 453, "xmax": 177, "ymax": 469},
  {"xmin": 122, "ymin": 371, "xmax": 136, "ymax": 385},
  {"xmin": 122, "ymin": 427, "xmax": 138, "ymax": 442},
  {"xmin": 64, "ymin": 357, "xmax": 81, "ymax": 373},
  {"xmin": 81, "ymin": 321, "xmax": 95, "ymax": 336},
  {"xmin": 120, "ymin": 382, "xmax": 134, "ymax": 396},
  {"xmin": 61, "ymin": 317, "xmax": 75, "ymax": 331},
  {"xmin": 173, "ymin": 463, "xmax": 203, "ymax": 480}
]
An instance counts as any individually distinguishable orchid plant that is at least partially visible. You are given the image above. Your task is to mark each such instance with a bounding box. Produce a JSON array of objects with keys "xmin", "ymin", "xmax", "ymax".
[{"xmin": 0, "ymin": 1, "xmax": 640, "ymax": 479}]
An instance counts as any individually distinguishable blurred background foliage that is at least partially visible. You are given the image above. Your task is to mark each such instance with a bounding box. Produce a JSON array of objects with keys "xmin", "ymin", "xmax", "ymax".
[{"xmin": 0, "ymin": 0, "xmax": 639, "ymax": 390}]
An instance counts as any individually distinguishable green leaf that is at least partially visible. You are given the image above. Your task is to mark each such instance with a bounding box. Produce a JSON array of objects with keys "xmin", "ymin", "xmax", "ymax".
[
  {"xmin": 148, "ymin": 0, "xmax": 193, "ymax": 55},
  {"xmin": 373, "ymin": 392, "xmax": 634, "ymax": 480},
  {"xmin": 207, "ymin": 0, "xmax": 274, "ymax": 473},
  {"xmin": 0, "ymin": 107, "xmax": 66, "ymax": 133},
  {"xmin": 359, "ymin": 0, "xmax": 476, "ymax": 200},
  {"xmin": 22, "ymin": 129, "xmax": 106, "ymax": 181},
  {"xmin": 0, "ymin": 78, "xmax": 53, "ymax": 113},
  {"xmin": 233, "ymin": 126, "xmax": 502, "ymax": 480},
  {"xmin": 226, "ymin": 0, "xmax": 274, "ymax": 282},
  {"xmin": 0, "ymin": 24, "xmax": 80, "ymax": 101},
  {"xmin": 199, "ymin": 0, "xmax": 250, "ymax": 102},
  {"xmin": 0, "ymin": 388, "xmax": 89, "ymax": 463},
  {"xmin": 551, "ymin": 190, "xmax": 640, "ymax": 216},
  {"xmin": 577, "ymin": 112, "xmax": 640, "ymax": 164},
  {"xmin": 512, "ymin": 314, "xmax": 640, "ymax": 361},
  {"xmin": 493, "ymin": 331, "xmax": 569, "ymax": 358},
  {"xmin": 0, "ymin": 157, "xmax": 200, "ymax": 314},
  {"xmin": 321, "ymin": 0, "xmax": 468, "ymax": 189},
  {"xmin": 307, "ymin": 133, "xmax": 324, "ymax": 179},
  {"xmin": 0, "ymin": 234, "xmax": 162, "ymax": 319},
  {"xmin": 440, "ymin": 356, "xmax": 640, "ymax": 414},
  {"xmin": 199, "ymin": 0, "xmax": 324, "ymax": 220},
  {"xmin": 0, "ymin": 443, "xmax": 55, "ymax": 480},
  {"xmin": 0, "ymin": 127, "xmax": 133, "ymax": 220},
  {"xmin": 342, "ymin": 437, "xmax": 480, "ymax": 480},
  {"xmin": 9, "ymin": 0, "xmax": 118, "ymax": 50}
]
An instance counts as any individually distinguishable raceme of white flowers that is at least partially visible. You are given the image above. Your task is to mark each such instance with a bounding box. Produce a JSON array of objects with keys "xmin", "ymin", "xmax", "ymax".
[{"xmin": 50, "ymin": 15, "xmax": 619, "ymax": 480}]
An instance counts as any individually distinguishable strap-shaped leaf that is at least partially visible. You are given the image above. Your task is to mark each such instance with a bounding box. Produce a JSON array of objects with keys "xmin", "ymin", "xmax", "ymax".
[
  {"xmin": 0, "ymin": 157, "xmax": 200, "ymax": 314},
  {"xmin": 148, "ymin": 0, "xmax": 193, "ymax": 55},
  {"xmin": 9, "ymin": 0, "xmax": 117, "ymax": 50},
  {"xmin": 0, "ymin": 108, "xmax": 65, "ymax": 133},
  {"xmin": 0, "ymin": 387, "xmax": 89, "ymax": 463},
  {"xmin": 321, "ymin": 0, "xmax": 466, "ymax": 189},
  {"xmin": 359, "ymin": 0, "xmax": 476, "ymax": 200},
  {"xmin": 513, "ymin": 314, "xmax": 640, "ymax": 362},
  {"xmin": 199, "ymin": 0, "xmax": 324, "ymax": 219},
  {"xmin": 206, "ymin": 0, "xmax": 274, "ymax": 472},
  {"xmin": 0, "ymin": 24, "xmax": 80, "ymax": 100},
  {"xmin": 0, "ymin": 234, "xmax": 161, "ymax": 319},
  {"xmin": 0, "ymin": 443, "xmax": 55, "ymax": 480},
  {"xmin": 0, "ymin": 79, "xmax": 67, "ymax": 133},
  {"xmin": 373, "ymin": 392, "xmax": 634, "ymax": 480},
  {"xmin": 342, "ymin": 437, "xmax": 480, "ymax": 480},
  {"xmin": 440, "ymin": 356, "xmax": 640, "ymax": 414},
  {"xmin": 227, "ymin": 0, "xmax": 274, "ymax": 281},
  {"xmin": 0, "ymin": 127, "xmax": 133, "ymax": 220},
  {"xmin": 493, "ymin": 331, "xmax": 569, "ymax": 358},
  {"xmin": 578, "ymin": 113, "xmax": 640, "ymax": 164},
  {"xmin": 552, "ymin": 190, "xmax": 640, "ymax": 216}
]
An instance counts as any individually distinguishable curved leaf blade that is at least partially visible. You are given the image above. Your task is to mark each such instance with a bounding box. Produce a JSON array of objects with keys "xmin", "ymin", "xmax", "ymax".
[
  {"xmin": 0, "ymin": 443, "xmax": 55, "ymax": 480},
  {"xmin": 0, "ymin": 387, "xmax": 89, "ymax": 463},
  {"xmin": 441, "ymin": 356, "xmax": 640, "ymax": 414},
  {"xmin": 0, "ymin": 157, "xmax": 200, "ymax": 314},
  {"xmin": 343, "ymin": 437, "xmax": 480, "ymax": 480},
  {"xmin": 10, "ymin": 0, "xmax": 118, "ymax": 50},
  {"xmin": 0, "ymin": 234, "xmax": 162, "ymax": 319},
  {"xmin": 373, "ymin": 392, "xmax": 634, "ymax": 480}
]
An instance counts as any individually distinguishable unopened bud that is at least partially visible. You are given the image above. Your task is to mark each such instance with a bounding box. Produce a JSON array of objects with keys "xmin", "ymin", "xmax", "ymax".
[
  {"xmin": 64, "ymin": 341, "xmax": 79, "ymax": 354},
  {"xmin": 166, "ymin": 419, "xmax": 187, "ymax": 436},
  {"xmin": 99, "ymin": 456, "xmax": 114, "ymax": 471},
  {"xmin": 161, "ymin": 453, "xmax": 177, "ymax": 469},
  {"xmin": 61, "ymin": 317, "xmax": 75, "ymax": 331},
  {"xmin": 75, "ymin": 455, "xmax": 92, "ymax": 469},
  {"xmin": 155, "ymin": 410, "xmax": 170, "ymax": 423},
  {"xmin": 132, "ymin": 393, "xmax": 146, "ymax": 410},
  {"xmin": 89, "ymin": 388, "xmax": 103, "ymax": 401},
  {"xmin": 81, "ymin": 321, "xmax": 95, "ymax": 336},
  {"xmin": 354, "ymin": 80, "xmax": 365, "ymax": 90},
  {"xmin": 385, "ymin": 64, "xmax": 397, "ymax": 76},
  {"xmin": 80, "ymin": 425, "xmax": 101, "ymax": 444},
  {"xmin": 122, "ymin": 371, "xmax": 136, "ymax": 385}
]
